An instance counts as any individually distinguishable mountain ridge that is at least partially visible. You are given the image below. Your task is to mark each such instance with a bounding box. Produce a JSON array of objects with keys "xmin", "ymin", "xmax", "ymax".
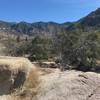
[
  {"xmin": 67, "ymin": 8, "xmax": 100, "ymax": 32},
  {"xmin": 0, "ymin": 8, "xmax": 99, "ymax": 36}
]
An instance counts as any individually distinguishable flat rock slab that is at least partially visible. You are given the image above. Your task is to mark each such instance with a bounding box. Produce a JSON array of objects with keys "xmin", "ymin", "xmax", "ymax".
[{"xmin": 35, "ymin": 70, "xmax": 100, "ymax": 100}]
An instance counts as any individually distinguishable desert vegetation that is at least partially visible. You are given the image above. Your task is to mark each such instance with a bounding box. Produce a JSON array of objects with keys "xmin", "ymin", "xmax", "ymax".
[
  {"xmin": 2, "ymin": 30, "xmax": 100, "ymax": 72},
  {"xmin": 0, "ymin": 8, "xmax": 100, "ymax": 100}
]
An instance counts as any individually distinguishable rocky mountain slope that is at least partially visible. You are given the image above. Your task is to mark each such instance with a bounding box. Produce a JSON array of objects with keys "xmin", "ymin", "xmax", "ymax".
[
  {"xmin": 0, "ymin": 21, "xmax": 65, "ymax": 36},
  {"xmin": 0, "ymin": 8, "xmax": 100, "ymax": 36},
  {"xmin": 67, "ymin": 8, "xmax": 100, "ymax": 32}
]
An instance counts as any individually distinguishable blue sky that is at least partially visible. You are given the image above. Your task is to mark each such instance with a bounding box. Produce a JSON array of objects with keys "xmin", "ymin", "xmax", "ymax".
[{"xmin": 0, "ymin": 0, "xmax": 100, "ymax": 23}]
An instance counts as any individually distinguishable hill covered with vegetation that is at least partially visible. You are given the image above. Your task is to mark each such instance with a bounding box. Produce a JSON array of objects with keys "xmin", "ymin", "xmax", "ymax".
[{"xmin": 0, "ymin": 8, "xmax": 100, "ymax": 72}]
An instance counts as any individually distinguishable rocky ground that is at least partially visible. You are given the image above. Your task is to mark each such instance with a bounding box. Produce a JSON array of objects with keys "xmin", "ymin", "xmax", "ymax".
[
  {"xmin": 34, "ymin": 70, "xmax": 100, "ymax": 100},
  {"xmin": 0, "ymin": 57, "xmax": 100, "ymax": 100}
]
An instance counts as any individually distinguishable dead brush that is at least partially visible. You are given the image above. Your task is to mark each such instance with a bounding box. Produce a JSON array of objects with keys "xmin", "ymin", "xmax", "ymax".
[
  {"xmin": 13, "ymin": 68, "xmax": 40, "ymax": 100},
  {"xmin": 26, "ymin": 68, "xmax": 39, "ymax": 88}
]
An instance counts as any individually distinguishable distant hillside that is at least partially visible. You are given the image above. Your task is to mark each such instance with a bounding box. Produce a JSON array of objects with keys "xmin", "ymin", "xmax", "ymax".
[
  {"xmin": 0, "ymin": 8, "xmax": 100, "ymax": 36},
  {"xmin": 0, "ymin": 21, "xmax": 68, "ymax": 36},
  {"xmin": 67, "ymin": 8, "xmax": 100, "ymax": 32}
]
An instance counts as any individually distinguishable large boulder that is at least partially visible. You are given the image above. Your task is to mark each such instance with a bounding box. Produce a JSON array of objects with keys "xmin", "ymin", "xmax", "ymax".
[
  {"xmin": 34, "ymin": 70, "xmax": 100, "ymax": 100},
  {"xmin": 1, "ymin": 64, "xmax": 100, "ymax": 100},
  {"xmin": 0, "ymin": 56, "xmax": 38, "ymax": 95}
]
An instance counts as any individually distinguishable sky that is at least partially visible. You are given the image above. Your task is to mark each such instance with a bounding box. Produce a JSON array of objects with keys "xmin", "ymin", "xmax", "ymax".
[{"xmin": 0, "ymin": 0, "xmax": 100, "ymax": 23}]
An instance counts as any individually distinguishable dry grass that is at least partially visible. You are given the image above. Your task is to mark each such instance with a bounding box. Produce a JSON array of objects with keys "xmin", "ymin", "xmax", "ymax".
[
  {"xmin": 0, "ymin": 56, "xmax": 34, "ymax": 71},
  {"xmin": 25, "ymin": 69, "xmax": 39, "ymax": 88},
  {"xmin": 0, "ymin": 56, "xmax": 39, "ymax": 99}
]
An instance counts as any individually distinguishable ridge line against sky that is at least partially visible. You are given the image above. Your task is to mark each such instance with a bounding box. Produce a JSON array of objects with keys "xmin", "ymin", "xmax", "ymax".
[{"xmin": 0, "ymin": 0, "xmax": 100, "ymax": 23}]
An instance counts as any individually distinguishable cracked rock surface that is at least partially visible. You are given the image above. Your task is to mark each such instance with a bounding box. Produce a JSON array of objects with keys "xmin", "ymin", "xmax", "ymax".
[
  {"xmin": 0, "ymin": 67, "xmax": 100, "ymax": 100},
  {"xmin": 35, "ymin": 70, "xmax": 100, "ymax": 100}
]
